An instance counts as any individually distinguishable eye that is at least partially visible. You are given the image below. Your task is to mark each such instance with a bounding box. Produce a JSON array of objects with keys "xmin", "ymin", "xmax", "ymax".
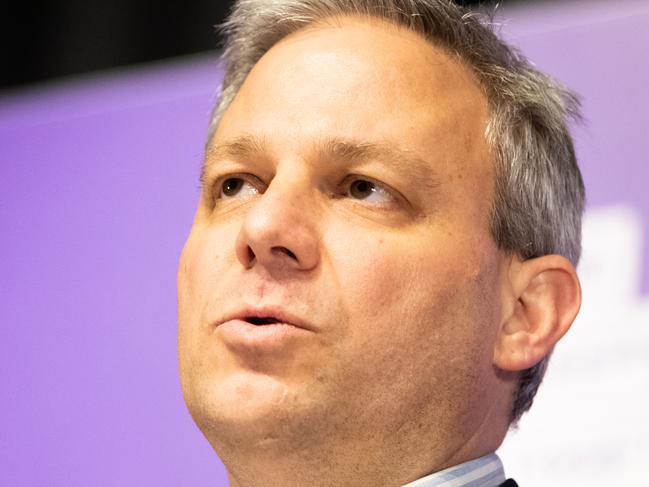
[
  {"xmin": 347, "ymin": 178, "xmax": 394, "ymax": 205},
  {"xmin": 218, "ymin": 177, "xmax": 259, "ymax": 199}
]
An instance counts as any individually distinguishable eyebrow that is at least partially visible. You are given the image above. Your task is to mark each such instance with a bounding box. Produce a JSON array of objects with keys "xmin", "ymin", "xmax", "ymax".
[
  {"xmin": 202, "ymin": 134, "xmax": 267, "ymax": 184},
  {"xmin": 202, "ymin": 134, "xmax": 440, "ymax": 191},
  {"xmin": 316, "ymin": 138, "xmax": 440, "ymax": 191}
]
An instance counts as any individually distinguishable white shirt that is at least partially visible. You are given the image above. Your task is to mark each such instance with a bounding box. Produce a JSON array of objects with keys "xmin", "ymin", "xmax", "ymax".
[{"xmin": 402, "ymin": 453, "xmax": 506, "ymax": 487}]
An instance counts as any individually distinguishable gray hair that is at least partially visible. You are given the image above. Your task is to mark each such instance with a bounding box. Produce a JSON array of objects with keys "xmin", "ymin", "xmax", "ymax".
[{"xmin": 207, "ymin": 0, "xmax": 585, "ymax": 425}]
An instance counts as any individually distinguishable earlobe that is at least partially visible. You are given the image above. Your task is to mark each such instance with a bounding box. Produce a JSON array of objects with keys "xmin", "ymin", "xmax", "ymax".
[{"xmin": 494, "ymin": 255, "xmax": 582, "ymax": 372}]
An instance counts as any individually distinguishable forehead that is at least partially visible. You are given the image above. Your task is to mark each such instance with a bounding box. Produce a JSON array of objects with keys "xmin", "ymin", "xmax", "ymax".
[{"xmin": 213, "ymin": 16, "xmax": 491, "ymax": 184}]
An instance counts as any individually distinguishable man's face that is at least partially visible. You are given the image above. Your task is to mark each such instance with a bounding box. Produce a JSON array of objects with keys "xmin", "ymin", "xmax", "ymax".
[{"xmin": 178, "ymin": 17, "xmax": 507, "ymax": 465}]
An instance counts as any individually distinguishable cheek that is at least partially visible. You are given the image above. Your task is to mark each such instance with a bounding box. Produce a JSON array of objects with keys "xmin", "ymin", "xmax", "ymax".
[
  {"xmin": 178, "ymin": 233, "xmax": 209, "ymax": 323},
  {"xmin": 331, "ymin": 233, "xmax": 451, "ymax": 316},
  {"xmin": 177, "ymin": 234, "xmax": 205, "ymax": 370},
  {"xmin": 328, "ymin": 228, "xmax": 499, "ymax": 359},
  {"xmin": 323, "ymin": 234, "xmax": 485, "ymax": 414},
  {"xmin": 177, "ymin": 226, "xmax": 234, "ymax": 361},
  {"xmin": 178, "ymin": 226, "xmax": 237, "ymax": 395},
  {"xmin": 179, "ymin": 225, "xmax": 234, "ymax": 308},
  {"xmin": 326, "ymin": 232, "xmax": 435, "ymax": 355}
]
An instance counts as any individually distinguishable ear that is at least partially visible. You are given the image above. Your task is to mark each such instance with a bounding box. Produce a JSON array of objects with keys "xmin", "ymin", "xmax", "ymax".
[{"xmin": 494, "ymin": 255, "xmax": 581, "ymax": 371}]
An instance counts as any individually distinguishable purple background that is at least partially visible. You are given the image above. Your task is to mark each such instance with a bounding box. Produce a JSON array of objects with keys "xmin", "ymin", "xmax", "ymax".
[{"xmin": 1, "ymin": 1, "xmax": 647, "ymax": 485}]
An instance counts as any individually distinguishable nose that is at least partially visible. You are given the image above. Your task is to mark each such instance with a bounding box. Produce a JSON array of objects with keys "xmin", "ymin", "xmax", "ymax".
[{"xmin": 235, "ymin": 174, "xmax": 320, "ymax": 274}]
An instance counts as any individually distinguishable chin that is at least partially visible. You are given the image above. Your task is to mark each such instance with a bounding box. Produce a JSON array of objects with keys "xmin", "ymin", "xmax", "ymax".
[{"xmin": 187, "ymin": 370, "xmax": 311, "ymax": 447}]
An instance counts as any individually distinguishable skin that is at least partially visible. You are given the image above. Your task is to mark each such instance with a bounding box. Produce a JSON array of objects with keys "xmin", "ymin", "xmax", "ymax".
[{"xmin": 177, "ymin": 16, "xmax": 581, "ymax": 487}]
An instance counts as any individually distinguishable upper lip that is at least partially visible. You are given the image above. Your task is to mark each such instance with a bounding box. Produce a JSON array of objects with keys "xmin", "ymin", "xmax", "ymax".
[{"xmin": 217, "ymin": 306, "xmax": 314, "ymax": 331}]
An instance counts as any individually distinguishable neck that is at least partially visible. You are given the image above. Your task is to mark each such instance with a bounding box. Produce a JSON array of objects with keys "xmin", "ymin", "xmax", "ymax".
[
  {"xmin": 215, "ymin": 369, "xmax": 514, "ymax": 487},
  {"xmin": 217, "ymin": 413, "xmax": 506, "ymax": 487}
]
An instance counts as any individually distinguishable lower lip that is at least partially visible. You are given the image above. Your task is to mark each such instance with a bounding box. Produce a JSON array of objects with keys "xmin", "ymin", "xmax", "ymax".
[{"xmin": 216, "ymin": 319, "xmax": 312, "ymax": 352}]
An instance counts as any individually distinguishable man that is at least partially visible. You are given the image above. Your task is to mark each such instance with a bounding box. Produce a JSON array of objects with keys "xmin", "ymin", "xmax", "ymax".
[{"xmin": 177, "ymin": 1, "xmax": 584, "ymax": 485}]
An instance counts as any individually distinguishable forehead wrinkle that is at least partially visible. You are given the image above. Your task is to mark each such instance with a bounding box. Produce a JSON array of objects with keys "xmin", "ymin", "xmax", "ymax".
[{"xmin": 316, "ymin": 137, "xmax": 441, "ymax": 191}]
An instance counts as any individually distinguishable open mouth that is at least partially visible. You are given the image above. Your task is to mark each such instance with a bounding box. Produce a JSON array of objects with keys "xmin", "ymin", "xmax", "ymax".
[{"xmin": 245, "ymin": 316, "xmax": 282, "ymax": 326}]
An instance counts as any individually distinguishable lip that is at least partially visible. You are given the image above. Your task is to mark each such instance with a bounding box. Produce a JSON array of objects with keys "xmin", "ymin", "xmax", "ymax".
[
  {"xmin": 216, "ymin": 306, "xmax": 314, "ymax": 332},
  {"xmin": 214, "ymin": 306, "xmax": 315, "ymax": 353}
]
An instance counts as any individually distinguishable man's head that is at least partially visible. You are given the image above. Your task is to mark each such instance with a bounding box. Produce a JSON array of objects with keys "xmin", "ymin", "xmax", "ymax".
[{"xmin": 177, "ymin": 1, "xmax": 583, "ymax": 485}]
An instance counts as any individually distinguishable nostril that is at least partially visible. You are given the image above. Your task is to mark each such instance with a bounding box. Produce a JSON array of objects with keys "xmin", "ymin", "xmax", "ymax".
[
  {"xmin": 271, "ymin": 246, "xmax": 297, "ymax": 260},
  {"xmin": 246, "ymin": 246, "xmax": 256, "ymax": 263}
]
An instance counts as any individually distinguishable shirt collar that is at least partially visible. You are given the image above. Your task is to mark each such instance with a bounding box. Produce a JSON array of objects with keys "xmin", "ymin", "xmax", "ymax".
[{"xmin": 402, "ymin": 453, "xmax": 506, "ymax": 487}]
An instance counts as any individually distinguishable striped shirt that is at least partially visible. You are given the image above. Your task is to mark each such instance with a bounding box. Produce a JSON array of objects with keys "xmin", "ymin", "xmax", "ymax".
[{"xmin": 402, "ymin": 453, "xmax": 506, "ymax": 487}]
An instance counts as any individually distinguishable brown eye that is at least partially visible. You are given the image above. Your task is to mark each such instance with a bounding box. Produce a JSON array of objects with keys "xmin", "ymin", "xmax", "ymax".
[
  {"xmin": 349, "ymin": 180, "xmax": 376, "ymax": 199},
  {"xmin": 217, "ymin": 177, "xmax": 260, "ymax": 200},
  {"xmin": 346, "ymin": 178, "xmax": 395, "ymax": 206},
  {"xmin": 221, "ymin": 178, "xmax": 244, "ymax": 197}
]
